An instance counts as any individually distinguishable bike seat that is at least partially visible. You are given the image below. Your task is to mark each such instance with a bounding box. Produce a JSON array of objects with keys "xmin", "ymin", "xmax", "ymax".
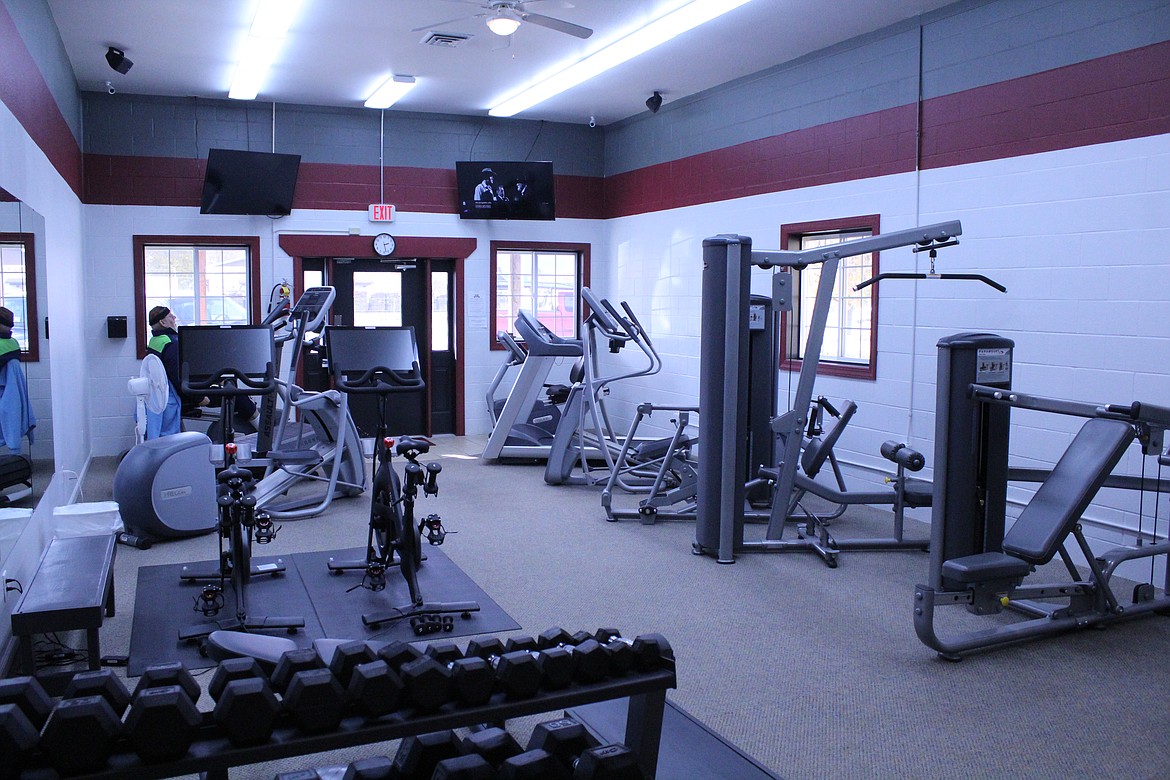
[{"xmin": 396, "ymin": 436, "xmax": 430, "ymax": 456}]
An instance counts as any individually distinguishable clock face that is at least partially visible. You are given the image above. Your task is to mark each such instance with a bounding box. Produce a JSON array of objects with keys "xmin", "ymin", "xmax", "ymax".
[{"xmin": 373, "ymin": 233, "xmax": 395, "ymax": 256}]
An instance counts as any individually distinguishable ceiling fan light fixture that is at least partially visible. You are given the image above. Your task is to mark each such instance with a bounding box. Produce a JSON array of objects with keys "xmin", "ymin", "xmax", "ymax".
[{"xmin": 486, "ymin": 9, "xmax": 522, "ymax": 36}]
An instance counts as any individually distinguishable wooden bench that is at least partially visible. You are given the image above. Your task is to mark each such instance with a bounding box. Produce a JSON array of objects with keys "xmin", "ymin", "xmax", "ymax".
[{"xmin": 10, "ymin": 533, "xmax": 117, "ymax": 675}]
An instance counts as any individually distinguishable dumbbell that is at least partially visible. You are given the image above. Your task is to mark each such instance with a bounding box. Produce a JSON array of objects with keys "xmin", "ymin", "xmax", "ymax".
[
  {"xmin": 423, "ymin": 640, "xmax": 496, "ymax": 707},
  {"xmin": 535, "ymin": 628, "xmax": 612, "ymax": 684},
  {"xmin": 209, "ymin": 657, "xmax": 281, "ymax": 747},
  {"xmin": 0, "ymin": 703, "xmax": 39, "ymax": 780},
  {"xmin": 573, "ymin": 743, "xmax": 646, "ymax": 779},
  {"xmin": 0, "ymin": 677, "xmax": 51, "ymax": 780},
  {"xmin": 527, "ymin": 717, "xmax": 600, "ymax": 774},
  {"xmin": 590, "ymin": 629, "xmax": 673, "ymax": 675},
  {"xmin": 37, "ymin": 668, "xmax": 132, "ymax": 774},
  {"xmin": 124, "ymin": 662, "xmax": 203, "ymax": 762},
  {"xmin": 282, "ymin": 667, "xmax": 347, "ymax": 733},
  {"xmin": 463, "ymin": 637, "xmax": 542, "ymax": 700},
  {"xmin": 321, "ymin": 641, "xmax": 405, "ymax": 718},
  {"xmin": 393, "ymin": 729, "xmax": 465, "ymax": 778}
]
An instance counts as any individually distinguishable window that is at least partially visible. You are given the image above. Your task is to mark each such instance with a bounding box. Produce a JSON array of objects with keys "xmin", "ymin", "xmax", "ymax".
[
  {"xmin": 0, "ymin": 232, "xmax": 38, "ymax": 360},
  {"xmin": 490, "ymin": 241, "xmax": 590, "ymax": 349},
  {"xmin": 780, "ymin": 215, "xmax": 879, "ymax": 380},
  {"xmin": 133, "ymin": 236, "xmax": 261, "ymax": 357}
]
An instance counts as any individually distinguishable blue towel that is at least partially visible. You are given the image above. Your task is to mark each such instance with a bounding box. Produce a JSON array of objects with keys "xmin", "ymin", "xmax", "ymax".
[{"xmin": 0, "ymin": 359, "xmax": 35, "ymax": 454}]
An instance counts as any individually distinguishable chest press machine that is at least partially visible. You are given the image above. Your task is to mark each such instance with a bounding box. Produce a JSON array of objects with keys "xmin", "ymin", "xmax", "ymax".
[{"xmin": 914, "ymin": 333, "xmax": 1170, "ymax": 659}]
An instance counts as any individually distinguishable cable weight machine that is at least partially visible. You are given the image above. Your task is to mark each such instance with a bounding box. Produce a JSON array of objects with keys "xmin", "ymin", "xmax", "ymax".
[{"xmin": 693, "ymin": 220, "xmax": 976, "ymax": 564}]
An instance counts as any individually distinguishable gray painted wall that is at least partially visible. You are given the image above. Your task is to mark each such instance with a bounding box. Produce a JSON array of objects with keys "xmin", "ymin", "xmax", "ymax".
[
  {"xmin": 603, "ymin": 0, "xmax": 1170, "ymax": 175},
  {"xmin": 3, "ymin": 0, "xmax": 81, "ymax": 141},
  {"xmin": 82, "ymin": 94, "xmax": 606, "ymax": 176}
]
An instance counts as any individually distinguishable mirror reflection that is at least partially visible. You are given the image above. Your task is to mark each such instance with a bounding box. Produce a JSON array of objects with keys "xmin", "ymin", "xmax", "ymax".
[{"xmin": 0, "ymin": 186, "xmax": 53, "ymax": 567}]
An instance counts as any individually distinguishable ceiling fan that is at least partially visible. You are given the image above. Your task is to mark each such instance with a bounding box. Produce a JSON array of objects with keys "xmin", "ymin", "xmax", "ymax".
[{"xmin": 413, "ymin": 0, "xmax": 593, "ymax": 40}]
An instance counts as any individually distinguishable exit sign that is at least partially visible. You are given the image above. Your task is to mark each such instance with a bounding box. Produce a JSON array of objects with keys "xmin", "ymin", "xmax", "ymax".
[{"xmin": 368, "ymin": 204, "xmax": 396, "ymax": 222}]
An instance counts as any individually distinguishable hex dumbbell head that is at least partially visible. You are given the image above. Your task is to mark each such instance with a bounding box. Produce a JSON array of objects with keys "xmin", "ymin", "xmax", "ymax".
[
  {"xmin": 528, "ymin": 718, "xmax": 599, "ymax": 770},
  {"xmin": 124, "ymin": 684, "xmax": 202, "ymax": 762},
  {"xmin": 0, "ymin": 703, "xmax": 39, "ymax": 780},
  {"xmin": 432, "ymin": 753, "xmax": 495, "ymax": 779},
  {"xmin": 342, "ymin": 755, "xmax": 396, "ymax": 780},
  {"xmin": 271, "ymin": 648, "xmax": 324, "ymax": 694},
  {"xmin": 328, "ymin": 641, "xmax": 377, "ymax": 688},
  {"xmin": 450, "ymin": 656, "xmax": 494, "ymax": 706},
  {"xmin": 134, "ymin": 661, "xmax": 201, "ymax": 704},
  {"xmin": 40, "ymin": 695, "xmax": 123, "ymax": 774},
  {"xmin": 376, "ymin": 640, "xmax": 425, "ymax": 673},
  {"xmin": 63, "ymin": 668, "xmax": 132, "ymax": 716},
  {"xmin": 347, "ymin": 659, "xmax": 403, "ymax": 718},
  {"xmin": 462, "ymin": 725, "xmax": 522, "ymax": 766},
  {"xmin": 425, "ymin": 640, "xmax": 464, "ymax": 666},
  {"xmin": 570, "ymin": 639, "xmax": 609, "ymax": 684},
  {"xmin": 504, "ymin": 635, "xmax": 539, "ymax": 654},
  {"xmin": 213, "ymin": 676, "xmax": 280, "ymax": 747},
  {"xmin": 572, "ymin": 743, "xmax": 643, "ymax": 779},
  {"xmin": 499, "ymin": 748, "xmax": 571, "ymax": 779},
  {"xmin": 394, "ymin": 729, "xmax": 465, "ymax": 778},
  {"xmin": 535, "ymin": 646, "xmax": 575, "ymax": 690},
  {"xmin": 630, "ymin": 634, "xmax": 673, "ymax": 671},
  {"xmin": 283, "ymin": 668, "xmax": 346, "ymax": 734},
  {"xmin": 0, "ymin": 676, "xmax": 52, "ymax": 730},
  {"xmin": 537, "ymin": 627, "xmax": 575, "ymax": 650},
  {"xmin": 209, "ymin": 656, "xmax": 266, "ymax": 701},
  {"xmin": 400, "ymin": 656, "xmax": 453, "ymax": 712},
  {"xmin": 465, "ymin": 636, "xmax": 506, "ymax": 660},
  {"xmin": 494, "ymin": 650, "xmax": 541, "ymax": 699}
]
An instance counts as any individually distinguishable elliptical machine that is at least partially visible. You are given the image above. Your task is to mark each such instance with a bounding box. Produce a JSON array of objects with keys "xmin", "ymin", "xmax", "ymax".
[
  {"xmin": 323, "ymin": 326, "xmax": 479, "ymax": 636},
  {"xmin": 175, "ymin": 325, "xmax": 304, "ymax": 642}
]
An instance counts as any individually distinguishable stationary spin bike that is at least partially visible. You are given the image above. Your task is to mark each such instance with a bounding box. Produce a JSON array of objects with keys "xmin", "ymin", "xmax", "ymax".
[
  {"xmin": 176, "ymin": 325, "xmax": 305, "ymax": 642},
  {"xmin": 324, "ymin": 326, "xmax": 479, "ymax": 636}
]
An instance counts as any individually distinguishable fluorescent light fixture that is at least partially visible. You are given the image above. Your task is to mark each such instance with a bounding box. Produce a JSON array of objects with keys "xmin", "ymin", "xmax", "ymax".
[
  {"xmin": 489, "ymin": 0, "xmax": 753, "ymax": 117},
  {"xmin": 229, "ymin": 0, "xmax": 303, "ymax": 100},
  {"xmin": 486, "ymin": 9, "xmax": 522, "ymax": 36},
  {"xmin": 365, "ymin": 75, "xmax": 418, "ymax": 109}
]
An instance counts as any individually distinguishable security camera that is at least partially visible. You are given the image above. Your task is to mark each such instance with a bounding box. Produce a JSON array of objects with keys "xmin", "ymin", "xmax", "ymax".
[
  {"xmin": 105, "ymin": 80, "xmax": 116, "ymax": 95},
  {"xmin": 588, "ymin": 115, "xmax": 596, "ymax": 128},
  {"xmin": 645, "ymin": 91, "xmax": 663, "ymax": 114}
]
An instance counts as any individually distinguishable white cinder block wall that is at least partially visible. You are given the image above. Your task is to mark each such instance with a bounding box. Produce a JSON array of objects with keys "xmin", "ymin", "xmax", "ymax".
[{"xmin": 591, "ymin": 134, "xmax": 1170, "ymax": 578}]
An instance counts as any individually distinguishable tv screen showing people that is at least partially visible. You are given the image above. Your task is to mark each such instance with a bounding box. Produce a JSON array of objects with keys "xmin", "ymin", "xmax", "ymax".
[{"xmin": 455, "ymin": 161, "xmax": 555, "ymax": 220}]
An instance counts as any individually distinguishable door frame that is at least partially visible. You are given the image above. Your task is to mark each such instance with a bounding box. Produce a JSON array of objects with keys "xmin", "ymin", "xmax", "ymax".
[{"xmin": 277, "ymin": 234, "xmax": 476, "ymax": 436}]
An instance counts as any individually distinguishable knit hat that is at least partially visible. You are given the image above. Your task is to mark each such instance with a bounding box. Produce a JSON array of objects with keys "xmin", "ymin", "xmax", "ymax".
[
  {"xmin": 148, "ymin": 306, "xmax": 171, "ymax": 327},
  {"xmin": 0, "ymin": 307, "xmax": 12, "ymax": 329}
]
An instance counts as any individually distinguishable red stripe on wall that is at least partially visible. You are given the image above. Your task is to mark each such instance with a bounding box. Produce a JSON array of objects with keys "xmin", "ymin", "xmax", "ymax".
[
  {"xmin": 83, "ymin": 155, "xmax": 605, "ymax": 219},
  {"xmin": 602, "ymin": 105, "xmax": 918, "ymax": 218},
  {"xmin": 920, "ymin": 39, "xmax": 1170, "ymax": 169},
  {"xmin": 0, "ymin": 4, "xmax": 83, "ymax": 197}
]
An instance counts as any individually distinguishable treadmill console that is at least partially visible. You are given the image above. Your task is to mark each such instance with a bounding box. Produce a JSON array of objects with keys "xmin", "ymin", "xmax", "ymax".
[{"xmin": 291, "ymin": 286, "xmax": 337, "ymax": 333}]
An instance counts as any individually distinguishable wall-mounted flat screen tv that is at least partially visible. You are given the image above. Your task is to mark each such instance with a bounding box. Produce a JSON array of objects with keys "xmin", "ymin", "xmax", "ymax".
[
  {"xmin": 200, "ymin": 148, "xmax": 301, "ymax": 216},
  {"xmin": 456, "ymin": 161, "xmax": 555, "ymax": 220}
]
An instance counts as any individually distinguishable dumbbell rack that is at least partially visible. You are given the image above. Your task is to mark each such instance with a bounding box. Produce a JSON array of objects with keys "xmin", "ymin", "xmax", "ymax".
[{"xmin": 15, "ymin": 661, "xmax": 676, "ymax": 780}]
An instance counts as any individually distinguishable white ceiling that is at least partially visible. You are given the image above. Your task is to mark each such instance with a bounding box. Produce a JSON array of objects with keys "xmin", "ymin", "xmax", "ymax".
[{"xmin": 48, "ymin": 0, "xmax": 956, "ymax": 127}]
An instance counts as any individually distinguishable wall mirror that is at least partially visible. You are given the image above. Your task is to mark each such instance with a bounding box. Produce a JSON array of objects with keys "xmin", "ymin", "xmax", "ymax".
[{"xmin": 0, "ymin": 186, "xmax": 52, "ymax": 568}]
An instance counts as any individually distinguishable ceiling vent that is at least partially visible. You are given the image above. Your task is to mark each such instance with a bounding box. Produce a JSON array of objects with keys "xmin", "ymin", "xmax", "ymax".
[{"xmin": 421, "ymin": 31, "xmax": 472, "ymax": 47}]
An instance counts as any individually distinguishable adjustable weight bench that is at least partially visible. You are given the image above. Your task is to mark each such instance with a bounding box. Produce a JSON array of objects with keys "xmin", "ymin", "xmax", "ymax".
[{"xmin": 914, "ymin": 416, "xmax": 1170, "ymax": 659}]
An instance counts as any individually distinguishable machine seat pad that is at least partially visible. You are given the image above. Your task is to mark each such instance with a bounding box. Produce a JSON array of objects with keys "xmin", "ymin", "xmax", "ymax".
[
  {"xmin": 204, "ymin": 630, "xmax": 298, "ymax": 667},
  {"xmin": 631, "ymin": 435, "xmax": 691, "ymax": 463},
  {"xmin": 800, "ymin": 401, "xmax": 857, "ymax": 478},
  {"xmin": 902, "ymin": 478, "xmax": 933, "ymax": 508},
  {"xmin": 941, "ymin": 552, "xmax": 1031, "ymax": 584},
  {"xmin": 1003, "ymin": 418, "xmax": 1133, "ymax": 564}
]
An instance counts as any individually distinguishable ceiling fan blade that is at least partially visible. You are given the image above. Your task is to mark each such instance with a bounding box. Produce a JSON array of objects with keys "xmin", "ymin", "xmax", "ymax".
[
  {"xmin": 434, "ymin": 0, "xmax": 489, "ymax": 5},
  {"xmin": 519, "ymin": 10, "xmax": 593, "ymax": 38},
  {"xmin": 411, "ymin": 14, "xmax": 480, "ymax": 32}
]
